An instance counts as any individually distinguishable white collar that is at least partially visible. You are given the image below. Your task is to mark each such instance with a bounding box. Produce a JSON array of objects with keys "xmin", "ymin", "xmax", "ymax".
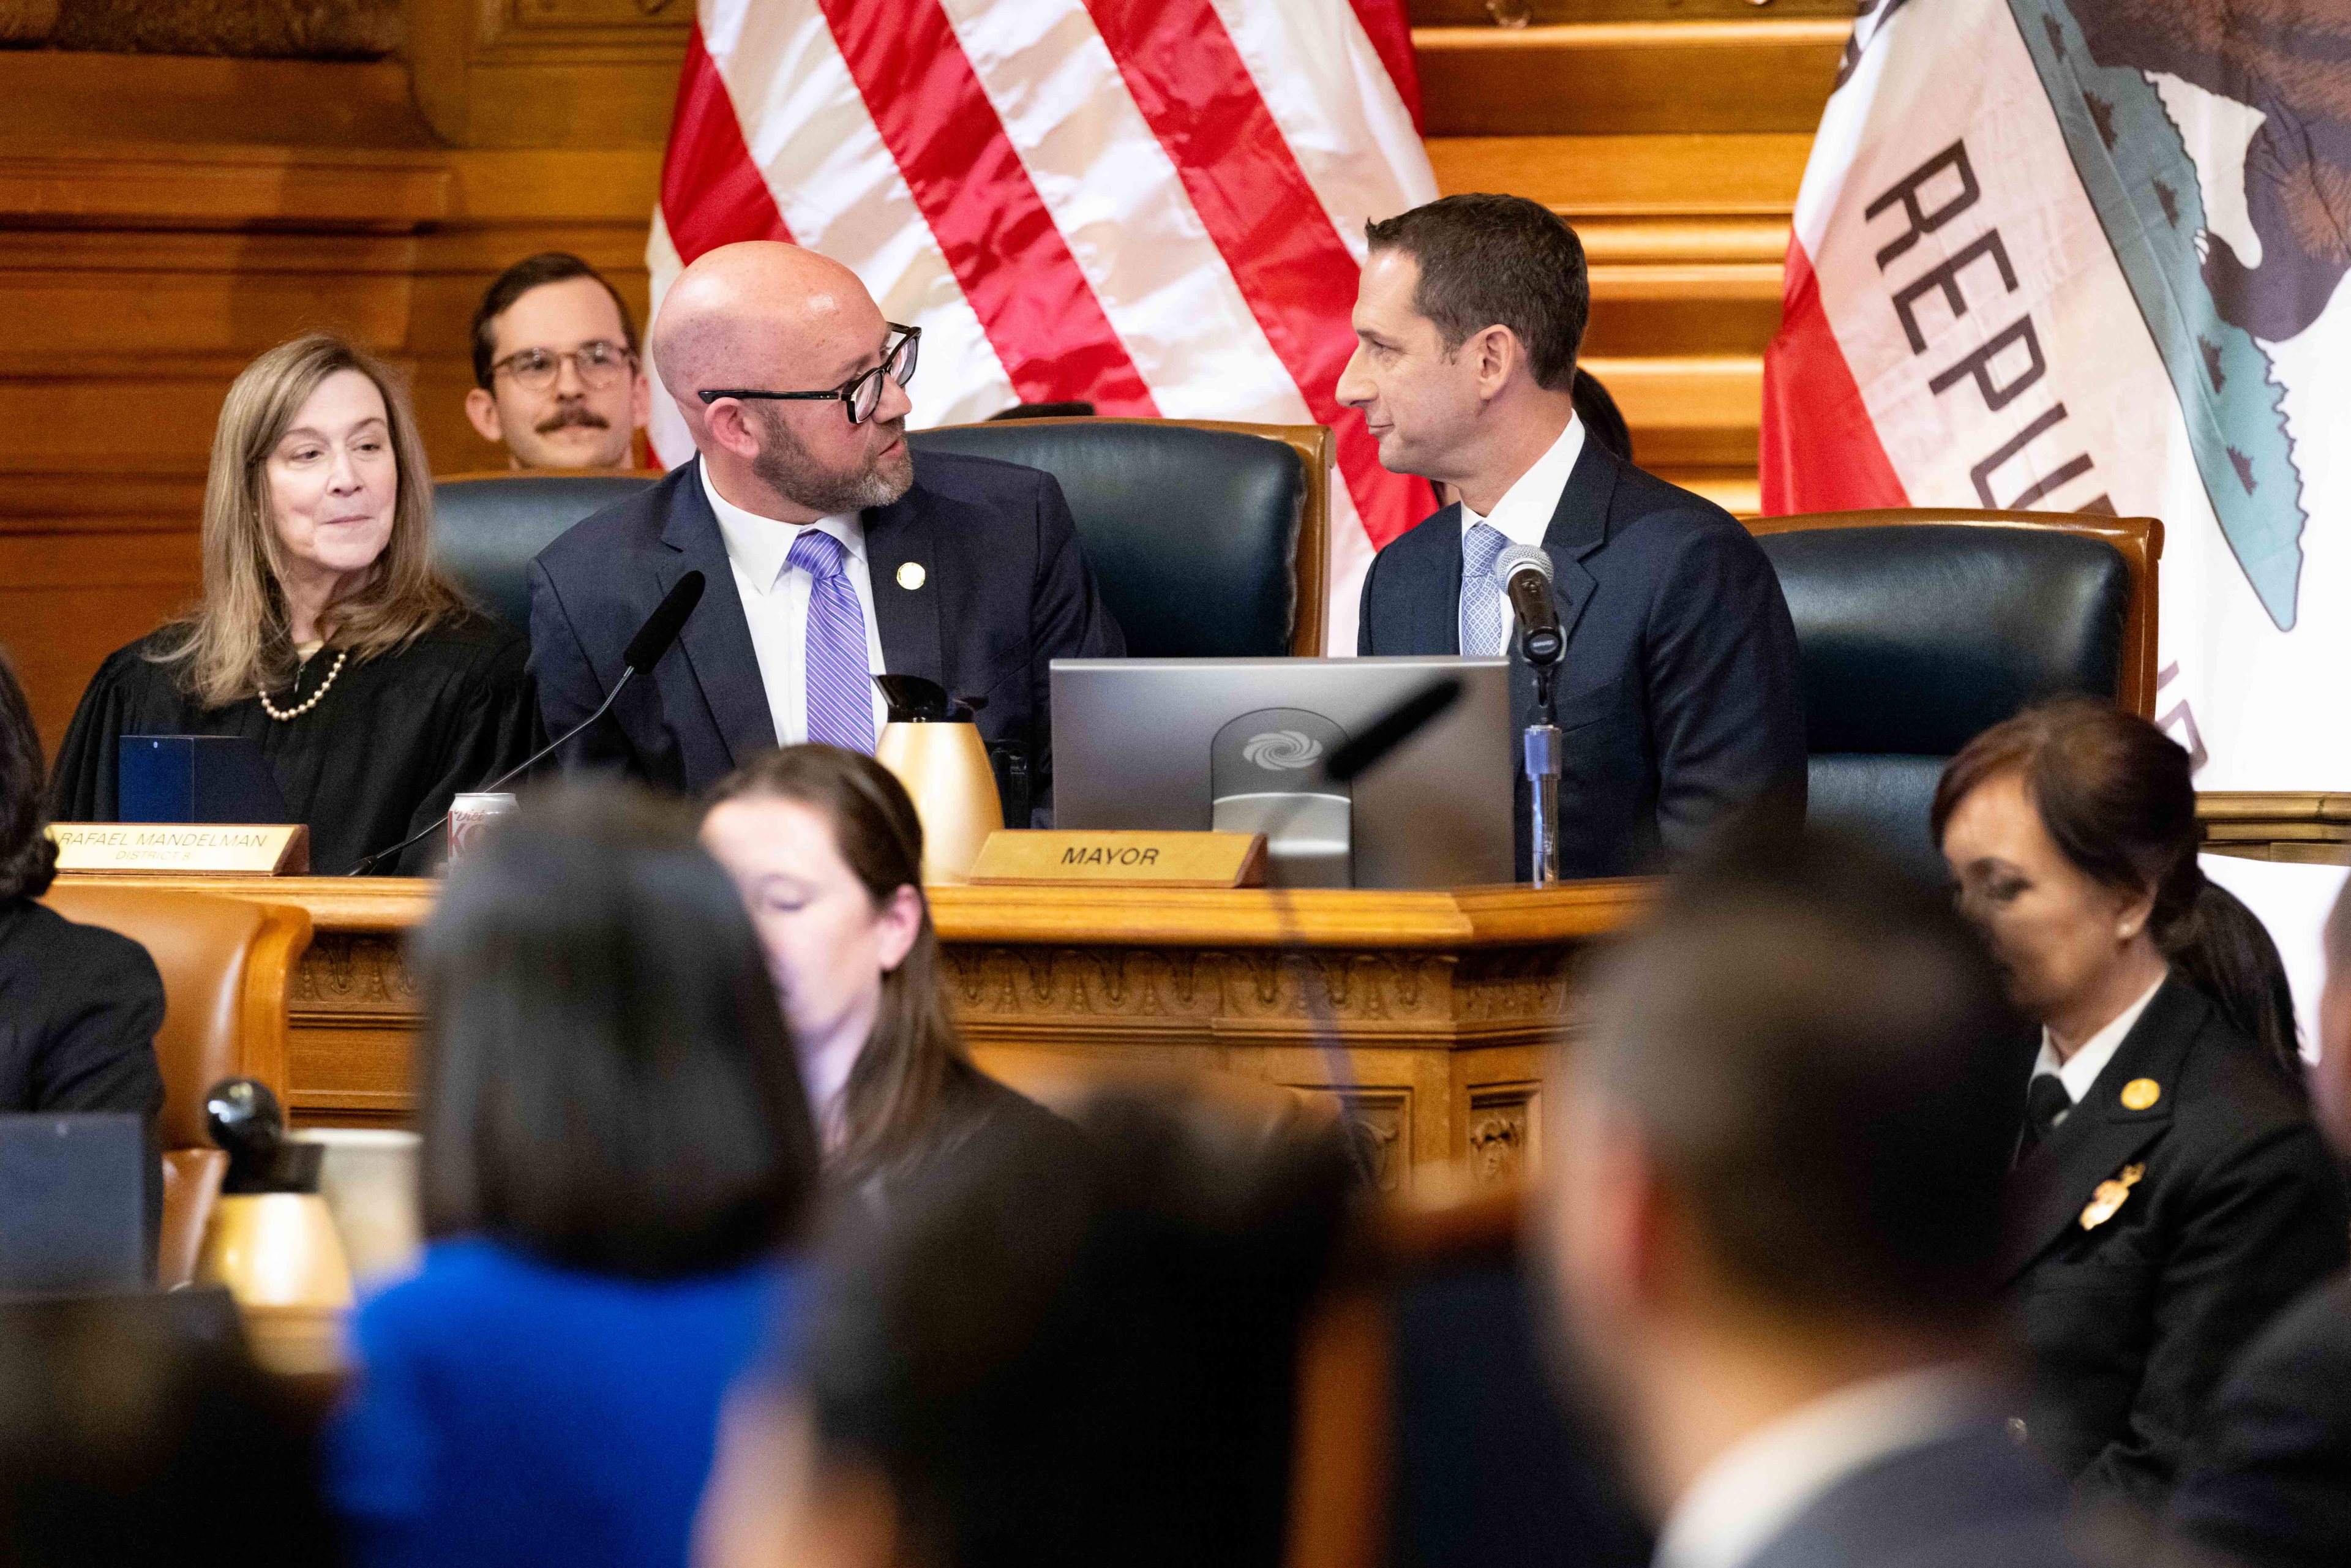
[
  {"xmin": 2034, "ymin": 970, "xmax": 2167, "ymax": 1105},
  {"xmin": 697, "ymin": 459, "xmax": 864, "ymax": 595},
  {"xmin": 1460, "ymin": 413, "xmax": 1586, "ymax": 551},
  {"xmin": 1655, "ymin": 1363, "xmax": 1981, "ymax": 1568}
]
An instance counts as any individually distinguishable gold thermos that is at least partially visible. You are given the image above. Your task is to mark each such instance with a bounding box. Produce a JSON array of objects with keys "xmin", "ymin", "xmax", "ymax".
[
  {"xmin": 196, "ymin": 1194, "xmax": 355, "ymax": 1309},
  {"xmin": 195, "ymin": 1076, "xmax": 355, "ymax": 1309},
  {"xmin": 872, "ymin": 675, "xmax": 1004, "ymax": 885}
]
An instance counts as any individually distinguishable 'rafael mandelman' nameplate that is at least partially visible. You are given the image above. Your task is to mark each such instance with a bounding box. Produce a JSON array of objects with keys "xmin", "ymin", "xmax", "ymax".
[
  {"xmin": 48, "ymin": 823, "xmax": 310, "ymax": 876},
  {"xmin": 967, "ymin": 830, "xmax": 1267, "ymax": 888}
]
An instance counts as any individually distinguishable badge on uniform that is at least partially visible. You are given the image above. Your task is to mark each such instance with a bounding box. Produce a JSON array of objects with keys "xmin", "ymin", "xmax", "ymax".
[
  {"xmin": 2080, "ymin": 1163, "xmax": 2146, "ymax": 1231},
  {"xmin": 896, "ymin": 561, "xmax": 926, "ymax": 590}
]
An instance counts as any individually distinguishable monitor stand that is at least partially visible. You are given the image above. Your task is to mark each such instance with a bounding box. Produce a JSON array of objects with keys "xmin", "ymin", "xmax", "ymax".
[{"xmin": 1209, "ymin": 707, "xmax": 1354, "ymax": 887}]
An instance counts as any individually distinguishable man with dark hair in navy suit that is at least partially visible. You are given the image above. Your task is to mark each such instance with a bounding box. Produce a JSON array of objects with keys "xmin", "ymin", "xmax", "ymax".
[
  {"xmin": 1547, "ymin": 831, "xmax": 2104, "ymax": 1568},
  {"xmin": 1341, "ymin": 195, "xmax": 1804, "ymax": 878},
  {"xmin": 528, "ymin": 242, "xmax": 1122, "ymax": 816}
]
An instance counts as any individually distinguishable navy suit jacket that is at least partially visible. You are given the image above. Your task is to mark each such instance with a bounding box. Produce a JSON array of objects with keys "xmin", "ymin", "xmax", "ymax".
[
  {"xmin": 1745, "ymin": 1420, "xmax": 2098, "ymax": 1568},
  {"xmin": 1357, "ymin": 439, "xmax": 1805, "ymax": 879},
  {"xmin": 527, "ymin": 452, "xmax": 1123, "ymax": 812}
]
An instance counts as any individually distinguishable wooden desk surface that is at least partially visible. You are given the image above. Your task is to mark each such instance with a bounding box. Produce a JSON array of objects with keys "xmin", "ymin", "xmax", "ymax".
[{"xmin": 60, "ymin": 872, "xmax": 1651, "ymax": 1190}]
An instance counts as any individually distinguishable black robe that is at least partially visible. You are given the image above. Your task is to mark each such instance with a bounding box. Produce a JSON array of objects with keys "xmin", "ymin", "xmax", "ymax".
[{"xmin": 49, "ymin": 612, "xmax": 538, "ymax": 876}]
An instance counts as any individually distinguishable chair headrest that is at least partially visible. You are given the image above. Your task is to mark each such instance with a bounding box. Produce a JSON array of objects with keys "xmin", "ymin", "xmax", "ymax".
[
  {"xmin": 1756, "ymin": 524, "xmax": 2129, "ymax": 754},
  {"xmin": 907, "ymin": 422, "xmax": 1304, "ymax": 657},
  {"xmin": 434, "ymin": 475, "xmax": 659, "ymax": 633}
]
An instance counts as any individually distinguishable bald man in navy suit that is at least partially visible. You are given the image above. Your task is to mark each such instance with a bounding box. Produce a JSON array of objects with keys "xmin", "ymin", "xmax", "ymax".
[{"xmin": 528, "ymin": 242, "xmax": 1121, "ymax": 818}]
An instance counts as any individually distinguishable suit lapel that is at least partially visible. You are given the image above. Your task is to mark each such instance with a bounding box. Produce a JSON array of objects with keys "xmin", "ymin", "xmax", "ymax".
[
  {"xmin": 659, "ymin": 459, "xmax": 777, "ymax": 765},
  {"xmin": 1539, "ymin": 438, "xmax": 1619, "ymax": 654},
  {"xmin": 2000, "ymin": 976, "xmax": 2199, "ymax": 1283},
  {"xmin": 863, "ymin": 483, "xmax": 945, "ymax": 689},
  {"xmin": 1390, "ymin": 501, "xmax": 1465, "ymax": 655}
]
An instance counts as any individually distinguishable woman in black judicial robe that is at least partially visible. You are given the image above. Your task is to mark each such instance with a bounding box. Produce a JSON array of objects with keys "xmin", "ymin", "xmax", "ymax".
[{"xmin": 49, "ymin": 333, "xmax": 535, "ymax": 877}]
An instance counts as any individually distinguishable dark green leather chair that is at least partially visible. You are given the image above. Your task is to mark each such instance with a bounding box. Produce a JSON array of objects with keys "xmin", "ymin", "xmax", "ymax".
[
  {"xmin": 1748, "ymin": 509, "xmax": 2161, "ymax": 880},
  {"xmin": 907, "ymin": 418, "xmax": 1329, "ymax": 656},
  {"xmin": 433, "ymin": 471, "xmax": 657, "ymax": 634}
]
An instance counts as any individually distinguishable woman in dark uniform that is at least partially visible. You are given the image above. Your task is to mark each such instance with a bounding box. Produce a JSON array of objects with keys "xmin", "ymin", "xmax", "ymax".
[
  {"xmin": 700, "ymin": 745, "xmax": 1067, "ymax": 1187},
  {"xmin": 50, "ymin": 332, "xmax": 534, "ymax": 876},
  {"xmin": 1934, "ymin": 698, "xmax": 2348, "ymax": 1518}
]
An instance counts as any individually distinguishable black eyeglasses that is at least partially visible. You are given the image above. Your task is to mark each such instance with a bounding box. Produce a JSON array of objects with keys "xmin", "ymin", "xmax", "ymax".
[{"xmin": 698, "ymin": 324, "xmax": 921, "ymax": 425}]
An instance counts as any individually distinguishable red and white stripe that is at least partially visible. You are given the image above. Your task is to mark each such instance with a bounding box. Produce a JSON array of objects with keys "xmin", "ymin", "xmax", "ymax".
[{"xmin": 648, "ymin": 0, "xmax": 1439, "ymax": 651}]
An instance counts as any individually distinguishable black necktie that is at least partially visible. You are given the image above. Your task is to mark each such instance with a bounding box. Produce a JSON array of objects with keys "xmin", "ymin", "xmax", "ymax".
[{"xmin": 2020, "ymin": 1073, "xmax": 2072, "ymax": 1158}]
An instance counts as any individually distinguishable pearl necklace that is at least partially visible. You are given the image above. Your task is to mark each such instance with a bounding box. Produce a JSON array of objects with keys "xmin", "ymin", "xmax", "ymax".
[{"xmin": 257, "ymin": 648, "xmax": 348, "ymax": 722}]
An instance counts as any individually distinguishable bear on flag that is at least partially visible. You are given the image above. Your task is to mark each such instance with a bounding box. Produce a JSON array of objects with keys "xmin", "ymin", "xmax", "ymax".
[{"xmin": 1763, "ymin": 0, "xmax": 2351, "ymax": 794}]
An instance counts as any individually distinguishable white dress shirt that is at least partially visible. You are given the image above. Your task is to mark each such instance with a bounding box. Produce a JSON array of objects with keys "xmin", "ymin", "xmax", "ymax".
[
  {"xmin": 2031, "ymin": 970, "xmax": 2167, "ymax": 1119},
  {"xmin": 1654, "ymin": 1363, "xmax": 1981, "ymax": 1568},
  {"xmin": 1459, "ymin": 413, "xmax": 1587, "ymax": 636},
  {"xmin": 699, "ymin": 461, "xmax": 889, "ymax": 745}
]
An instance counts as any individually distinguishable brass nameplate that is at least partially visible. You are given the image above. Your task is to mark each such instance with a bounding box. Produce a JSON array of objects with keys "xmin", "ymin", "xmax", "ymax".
[
  {"xmin": 49, "ymin": 823, "xmax": 310, "ymax": 876},
  {"xmin": 967, "ymin": 831, "xmax": 1267, "ymax": 888}
]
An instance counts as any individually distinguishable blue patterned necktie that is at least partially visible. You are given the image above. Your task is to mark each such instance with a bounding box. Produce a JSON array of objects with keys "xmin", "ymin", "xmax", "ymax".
[
  {"xmin": 1459, "ymin": 520, "xmax": 1510, "ymax": 657},
  {"xmin": 786, "ymin": 528, "xmax": 875, "ymax": 753}
]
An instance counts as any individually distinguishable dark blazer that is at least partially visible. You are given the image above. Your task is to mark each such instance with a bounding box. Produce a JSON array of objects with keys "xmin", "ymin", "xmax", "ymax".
[
  {"xmin": 2167, "ymin": 1273, "xmax": 2351, "ymax": 1568},
  {"xmin": 2000, "ymin": 977, "xmax": 2349, "ymax": 1513},
  {"xmin": 527, "ymin": 454, "xmax": 1124, "ymax": 814},
  {"xmin": 0, "ymin": 898, "xmax": 167, "ymax": 1244},
  {"xmin": 0, "ymin": 898, "xmax": 165, "ymax": 1121},
  {"xmin": 1357, "ymin": 438, "xmax": 1805, "ymax": 879},
  {"xmin": 1746, "ymin": 1420, "xmax": 2098, "ymax": 1568}
]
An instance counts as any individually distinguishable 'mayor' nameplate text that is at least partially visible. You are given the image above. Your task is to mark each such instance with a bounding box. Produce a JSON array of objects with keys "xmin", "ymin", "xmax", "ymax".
[
  {"xmin": 967, "ymin": 830, "xmax": 1267, "ymax": 888},
  {"xmin": 48, "ymin": 823, "xmax": 310, "ymax": 876}
]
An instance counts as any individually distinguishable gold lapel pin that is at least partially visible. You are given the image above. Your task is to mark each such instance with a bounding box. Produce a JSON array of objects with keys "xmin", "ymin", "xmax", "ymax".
[
  {"xmin": 2080, "ymin": 1163, "xmax": 2146, "ymax": 1231},
  {"xmin": 896, "ymin": 561, "xmax": 926, "ymax": 590},
  {"xmin": 2120, "ymin": 1078, "xmax": 2161, "ymax": 1111}
]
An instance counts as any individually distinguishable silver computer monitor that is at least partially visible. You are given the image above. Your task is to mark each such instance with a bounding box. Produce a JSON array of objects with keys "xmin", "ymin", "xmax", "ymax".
[{"xmin": 1051, "ymin": 656, "xmax": 1514, "ymax": 889}]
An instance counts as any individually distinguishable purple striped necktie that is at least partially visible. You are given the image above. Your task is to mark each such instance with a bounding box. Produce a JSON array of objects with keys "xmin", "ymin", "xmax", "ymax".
[{"xmin": 786, "ymin": 527, "xmax": 875, "ymax": 754}]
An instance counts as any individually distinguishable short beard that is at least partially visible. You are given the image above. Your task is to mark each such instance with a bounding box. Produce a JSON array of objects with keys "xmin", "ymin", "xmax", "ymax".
[{"xmin": 749, "ymin": 407, "xmax": 915, "ymax": 516}]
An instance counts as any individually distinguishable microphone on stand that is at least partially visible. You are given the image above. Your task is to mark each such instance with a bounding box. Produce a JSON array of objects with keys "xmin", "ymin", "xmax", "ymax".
[
  {"xmin": 1496, "ymin": 542, "xmax": 1562, "ymax": 667},
  {"xmin": 347, "ymin": 571, "xmax": 707, "ymax": 876}
]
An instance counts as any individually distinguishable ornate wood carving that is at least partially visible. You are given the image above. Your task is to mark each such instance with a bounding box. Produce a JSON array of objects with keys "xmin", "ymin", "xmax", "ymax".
[{"xmin": 1467, "ymin": 1084, "xmax": 1540, "ymax": 1185}]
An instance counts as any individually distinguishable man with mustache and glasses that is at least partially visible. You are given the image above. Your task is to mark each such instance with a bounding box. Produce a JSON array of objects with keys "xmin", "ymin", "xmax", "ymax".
[
  {"xmin": 527, "ymin": 241, "xmax": 1123, "ymax": 816},
  {"xmin": 464, "ymin": 252, "xmax": 651, "ymax": 470}
]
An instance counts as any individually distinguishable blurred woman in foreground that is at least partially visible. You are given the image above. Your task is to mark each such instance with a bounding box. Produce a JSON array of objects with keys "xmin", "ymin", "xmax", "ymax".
[
  {"xmin": 700, "ymin": 745, "xmax": 1064, "ymax": 1188},
  {"xmin": 329, "ymin": 786, "xmax": 820, "ymax": 1568},
  {"xmin": 1933, "ymin": 698, "xmax": 2346, "ymax": 1514}
]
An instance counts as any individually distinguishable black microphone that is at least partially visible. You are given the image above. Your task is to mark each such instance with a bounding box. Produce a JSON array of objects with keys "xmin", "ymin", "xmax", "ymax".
[
  {"xmin": 347, "ymin": 571, "xmax": 706, "ymax": 876},
  {"xmin": 1324, "ymin": 676, "xmax": 1462, "ymax": 784},
  {"xmin": 1497, "ymin": 542, "xmax": 1563, "ymax": 666}
]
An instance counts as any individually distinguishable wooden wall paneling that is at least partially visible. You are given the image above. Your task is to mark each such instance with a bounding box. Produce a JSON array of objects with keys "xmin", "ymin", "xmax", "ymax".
[
  {"xmin": 404, "ymin": 0, "xmax": 689, "ymax": 148},
  {"xmin": 1411, "ymin": 0, "xmax": 1854, "ymax": 21},
  {"xmin": 0, "ymin": 532, "xmax": 203, "ymax": 760},
  {"xmin": 1414, "ymin": 20, "xmax": 1846, "ymax": 137}
]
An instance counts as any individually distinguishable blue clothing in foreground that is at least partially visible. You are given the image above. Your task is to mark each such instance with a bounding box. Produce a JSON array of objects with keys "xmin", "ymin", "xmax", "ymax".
[{"xmin": 327, "ymin": 1237, "xmax": 800, "ymax": 1568}]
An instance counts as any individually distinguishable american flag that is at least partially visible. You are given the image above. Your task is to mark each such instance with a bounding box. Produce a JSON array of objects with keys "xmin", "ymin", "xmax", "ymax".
[{"xmin": 646, "ymin": 0, "xmax": 1441, "ymax": 653}]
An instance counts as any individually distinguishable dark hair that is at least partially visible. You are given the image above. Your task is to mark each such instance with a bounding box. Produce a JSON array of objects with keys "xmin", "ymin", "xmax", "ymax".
[
  {"xmin": 1932, "ymin": 698, "xmax": 2300, "ymax": 1080},
  {"xmin": 411, "ymin": 784, "xmax": 820, "ymax": 1277},
  {"xmin": 470, "ymin": 252, "xmax": 640, "ymax": 390},
  {"xmin": 1572, "ymin": 366, "xmax": 1632, "ymax": 460},
  {"xmin": 798, "ymin": 1091, "xmax": 1356, "ymax": 1568},
  {"xmin": 1363, "ymin": 194, "xmax": 1588, "ymax": 390},
  {"xmin": 0, "ymin": 1296, "xmax": 337, "ymax": 1567},
  {"xmin": 0, "ymin": 652, "xmax": 57, "ymax": 902},
  {"xmin": 1584, "ymin": 830, "xmax": 2022, "ymax": 1326},
  {"xmin": 706, "ymin": 745, "xmax": 967, "ymax": 1181}
]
